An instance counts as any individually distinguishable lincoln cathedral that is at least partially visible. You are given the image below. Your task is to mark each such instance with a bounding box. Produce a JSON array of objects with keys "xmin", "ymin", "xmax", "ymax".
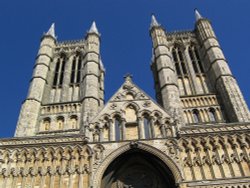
[{"xmin": 0, "ymin": 10, "xmax": 249, "ymax": 188}]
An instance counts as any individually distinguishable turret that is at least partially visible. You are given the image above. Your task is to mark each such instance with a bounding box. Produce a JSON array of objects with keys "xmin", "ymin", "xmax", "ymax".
[
  {"xmin": 195, "ymin": 9, "xmax": 250, "ymax": 122},
  {"xmin": 150, "ymin": 15, "xmax": 183, "ymax": 122},
  {"xmin": 81, "ymin": 21, "xmax": 104, "ymax": 124},
  {"xmin": 15, "ymin": 23, "xmax": 56, "ymax": 137}
]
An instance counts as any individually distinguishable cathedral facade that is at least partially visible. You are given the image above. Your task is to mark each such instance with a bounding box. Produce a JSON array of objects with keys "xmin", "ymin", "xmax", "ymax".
[{"xmin": 0, "ymin": 10, "xmax": 250, "ymax": 188}]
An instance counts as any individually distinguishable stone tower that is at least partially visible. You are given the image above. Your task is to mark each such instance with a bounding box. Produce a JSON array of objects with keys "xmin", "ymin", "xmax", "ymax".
[
  {"xmin": 151, "ymin": 10, "xmax": 250, "ymax": 125},
  {"xmin": 15, "ymin": 22, "xmax": 105, "ymax": 137},
  {"xmin": 0, "ymin": 10, "xmax": 249, "ymax": 188}
]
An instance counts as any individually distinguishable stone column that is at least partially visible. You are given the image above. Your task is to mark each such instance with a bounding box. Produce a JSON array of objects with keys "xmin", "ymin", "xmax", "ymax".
[{"xmin": 121, "ymin": 118, "xmax": 126, "ymax": 140}]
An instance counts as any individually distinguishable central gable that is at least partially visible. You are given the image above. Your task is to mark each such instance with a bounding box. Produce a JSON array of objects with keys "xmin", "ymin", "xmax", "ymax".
[{"xmin": 86, "ymin": 76, "xmax": 175, "ymax": 142}]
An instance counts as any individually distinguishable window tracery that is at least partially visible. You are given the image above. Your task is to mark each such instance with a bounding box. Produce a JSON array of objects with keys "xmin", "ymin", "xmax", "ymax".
[
  {"xmin": 70, "ymin": 53, "xmax": 82, "ymax": 84},
  {"xmin": 172, "ymin": 46, "xmax": 192, "ymax": 95},
  {"xmin": 53, "ymin": 54, "xmax": 66, "ymax": 87}
]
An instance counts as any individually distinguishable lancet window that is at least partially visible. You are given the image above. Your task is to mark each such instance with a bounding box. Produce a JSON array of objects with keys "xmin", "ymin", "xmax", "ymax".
[
  {"xmin": 188, "ymin": 45, "xmax": 209, "ymax": 94},
  {"xmin": 188, "ymin": 45, "xmax": 204, "ymax": 74},
  {"xmin": 114, "ymin": 116, "xmax": 122, "ymax": 141},
  {"xmin": 208, "ymin": 108, "xmax": 216, "ymax": 122},
  {"xmin": 192, "ymin": 109, "xmax": 200, "ymax": 123},
  {"xmin": 53, "ymin": 54, "xmax": 66, "ymax": 87},
  {"xmin": 172, "ymin": 46, "xmax": 192, "ymax": 95},
  {"xmin": 70, "ymin": 54, "xmax": 82, "ymax": 84},
  {"xmin": 143, "ymin": 115, "xmax": 151, "ymax": 139},
  {"xmin": 172, "ymin": 46, "xmax": 188, "ymax": 76}
]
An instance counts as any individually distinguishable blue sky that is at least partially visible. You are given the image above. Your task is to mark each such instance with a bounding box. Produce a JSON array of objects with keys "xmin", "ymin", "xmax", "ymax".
[{"xmin": 0, "ymin": 1, "xmax": 249, "ymax": 138}]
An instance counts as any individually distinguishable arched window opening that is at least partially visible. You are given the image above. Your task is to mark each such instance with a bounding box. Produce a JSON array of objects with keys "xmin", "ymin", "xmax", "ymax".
[
  {"xmin": 53, "ymin": 55, "xmax": 67, "ymax": 87},
  {"xmin": 172, "ymin": 46, "xmax": 193, "ymax": 95},
  {"xmin": 70, "ymin": 56, "xmax": 76, "ymax": 84},
  {"xmin": 143, "ymin": 115, "xmax": 151, "ymax": 139},
  {"xmin": 172, "ymin": 47, "xmax": 188, "ymax": 76},
  {"xmin": 76, "ymin": 56, "xmax": 82, "ymax": 83},
  {"xmin": 70, "ymin": 115, "xmax": 78, "ymax": 129},
  {"xmin": 208, "ymin": 108, "xmax": 216, "ymax": 122},
  {"xmin": 42, "ymin": 118, "xmax": 51, "ymax": 131},
  {"xmin": 59, "ymin": 58, "xmax": 66, "ymax": 85},
  {"xmin": 70, "ymin": 54, "xmax": 82, "ymax": 84},
  {"xmin": 53, "ymin": 59, "xmax": 60, "ymax": 86},
  {"xmin": 192, "ymin": 109, "xmax": 200, "ymax": 123},
  {"xmin": 57, "ymin": 116, "xmax": 64, "ymax": 130},
  {"xmin": 115, "ymin": 116, "xmax": 122, "ymax": 141},
  {"xmin": 172, "ymin": 50, "xmax": 181, "ymax": 76},
  {"xmin": 188, "ymin": 46, "xmax": 204, "ymax": 74}
]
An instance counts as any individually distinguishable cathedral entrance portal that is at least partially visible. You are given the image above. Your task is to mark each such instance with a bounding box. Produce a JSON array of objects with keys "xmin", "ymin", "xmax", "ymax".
[{"xmin": 101, "ymin": 149, "xmax": 177, "ymax": 188}]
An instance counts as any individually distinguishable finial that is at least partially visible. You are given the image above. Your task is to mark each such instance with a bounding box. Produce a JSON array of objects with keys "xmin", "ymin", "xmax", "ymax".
[
  {"xmin": 88, "ymin": 21, "xmax": 99, "ymax": 35},
  {"xmin": 124, "ymin": 73, "xmax": 133, "ymax": 82},
  {"xmin": 46, "ymin": 23, "xmax": 55, "ymax": 38},
  {"xmin": 150, "ymin": 14, "xmax": 160, "ymax": 28},
  {"xmin": 195, "ymin": 9, "xmax": 203, "ymax": 21},
  {"xmin": 100, "ymin": 59, "xmax": 105, "ymax": 71}
]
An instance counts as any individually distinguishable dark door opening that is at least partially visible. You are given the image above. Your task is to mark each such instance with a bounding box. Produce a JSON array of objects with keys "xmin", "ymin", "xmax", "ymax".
[{"xmin": 101, "ymin": 149, "xmax": 177, "ymax": 188}]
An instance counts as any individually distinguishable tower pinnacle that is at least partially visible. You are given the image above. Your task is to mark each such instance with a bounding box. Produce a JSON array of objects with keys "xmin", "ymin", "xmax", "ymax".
[
  {"xmin": 150, "ymin": 14, "xmax": 160, "ymax": 29},
  {"xmin": 88, "ymin": 21, "xmax": 99, "ymax": 35},
  {"xmin": 195, "ymin": 9, "xmax": 203, "ymax": 21},
  {"xmin": 46, "ymin": 23, "xmax": 55, "ymax": 38}
]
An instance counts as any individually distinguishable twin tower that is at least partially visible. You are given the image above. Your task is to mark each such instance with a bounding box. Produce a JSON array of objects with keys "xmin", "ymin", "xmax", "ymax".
[{"xmin": 15, "ymin": 10, "xmax": 250, "ymax": 137}]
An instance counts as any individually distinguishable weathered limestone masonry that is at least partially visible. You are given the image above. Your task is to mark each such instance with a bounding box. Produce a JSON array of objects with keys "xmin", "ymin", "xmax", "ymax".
[
  {"xmin": 15, "ymin": 22, "xmax": 104, "ymax": 138},
  {"xmin": 150, "ymin": 15, "xmax": 184, "ymax": 123},
  {"xmin": 0, "ymin": 125, "xmax": 249, "ymax": 188},
  {"xmin": 194, "ymin": 11, "xmax": 250, "ymax": 122},
  {"xmin": 15, "ymin": 24, "xmax": 56, "ymax": 137},
  {"xmin": 0, "ymin": 10, "xmax": 250, "ymax": 188}
]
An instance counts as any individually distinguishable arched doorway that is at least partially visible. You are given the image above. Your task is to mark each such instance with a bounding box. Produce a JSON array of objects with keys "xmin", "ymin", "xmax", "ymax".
[{"xmin": 101, "ymin": 149, "xmax": 177, "ymax": 188}]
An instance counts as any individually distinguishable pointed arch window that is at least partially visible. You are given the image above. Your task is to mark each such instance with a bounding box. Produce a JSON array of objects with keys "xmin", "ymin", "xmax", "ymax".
[
  {"xmin": 53, "ymin": 54, "xmax": 67, "ymax": 87},
  {"xmin": 208, "ymin": 108, "xmax": 216, "ymax": 122},
  {"xmin": 115, "ymin": 116, "xmax": 122, "ymax": 141},
  {"xmin": 192, "ymin": 109, "xmax": 200, "ymax": 123},
  {"xmin": 143, "ymin": 115, "xmax": 151, "ymax": 139},
  {"xmin": 172, "ymin": 46, "xmax": 193, "ymax": 95},
  {"xmin": 70, "ymin": 54, "xmax": 82, "ymax": 84},
  {"xmin": 172, "ymin": 46, "xmax": 188, "ymax": 75},
  {"xmin": 188, "ymin": 45, "xmax": 204, "ymax": 74}
]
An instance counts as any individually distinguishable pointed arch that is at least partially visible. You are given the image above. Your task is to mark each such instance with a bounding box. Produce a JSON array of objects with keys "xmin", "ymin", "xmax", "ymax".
[{"xmin": 93, "ymin": 142, "xmax": 183, "ymax": 187}]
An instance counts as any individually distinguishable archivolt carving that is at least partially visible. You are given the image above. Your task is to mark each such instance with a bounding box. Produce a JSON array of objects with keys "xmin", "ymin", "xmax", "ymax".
[
  {"xmin": 93, "ymin": 142, "xmax": 184, "ymax": 187},
  {"xmin": 0, "ymin": 144, "xmax": 93, "ymax": 177},
  {"xmin": 179, "ymin": 133, "xmax": 250, "ymax": 181}
]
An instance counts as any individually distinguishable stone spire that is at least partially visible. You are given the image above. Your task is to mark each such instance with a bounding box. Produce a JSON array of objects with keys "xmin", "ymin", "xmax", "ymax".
[
  {"xmin": 195, "ymin": 9, "xmax": 203, "ymax": 21},
  {"xmin": 88, "ymin": 21, "xmax": 100, "ymax": 35},
  {"xmin": 46, "ymin": 23, "xmax": 55, "ymax": 38},
  {"xmin": 150, "ymin": 14, "xmax": 160, "ymax": 28}
]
